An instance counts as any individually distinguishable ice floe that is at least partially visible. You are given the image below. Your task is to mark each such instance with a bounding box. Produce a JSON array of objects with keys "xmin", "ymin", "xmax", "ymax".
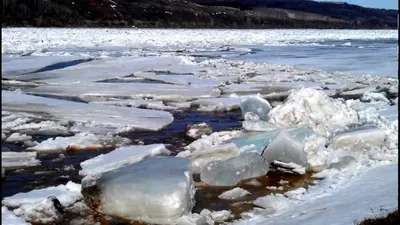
[
  {"xmin": 82, "ymin": 157, "xmax": 195, "ymax": 225},
  {"xmin": 262, "ymin": 130, "xmax": 307, "ymax": 167},
  {"xmin": 2, "ymin": 182, "xmax": 82, "ymax": 224},
  {"xmin": 187, "ymin": 143, "xmax": 240, "ymax": 174},
  {"xmin": 26, "ymin": 133, "xmax": 131, "ymax": 152},
  {"xmin": 218, "ymin": 188, "xmax": 251, "ymax": 200},
  {"xmin": 25, "ymin": 82, "xmax": 221, "ymax": 102},
  {"xmin": 200, "ymin": 153, "xmax": 269, "ymax": 186},
  {"xmin": 1, "ymin": 152, "xmax": 40, "ymax": 169},
  {"xmin": 268, "ymin": 88, "xmax": 359, "ymax": 137},
  {"xmin": 79, "ymin": 144, "xmax": 171, "ymax": 177},
  {"xmin": 184, "ymin": 123, "xmax": 213, "ymax": 141},
  {"xmin": 2, "ymin": 206, "xmax": 31, "ymax": 225},
  {"xmin": 330, "ymin": 126, "xmax": 386, "ymax": 150},
  {"xmin": 3, "ymin": 91, "xmax": 174, "ymax": 133}
]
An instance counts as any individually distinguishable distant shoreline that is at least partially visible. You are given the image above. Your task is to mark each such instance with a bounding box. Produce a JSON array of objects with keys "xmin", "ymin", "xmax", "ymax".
[{"xmin": 3, "ymin": 0, "xmax": 396, "ymax": 30}]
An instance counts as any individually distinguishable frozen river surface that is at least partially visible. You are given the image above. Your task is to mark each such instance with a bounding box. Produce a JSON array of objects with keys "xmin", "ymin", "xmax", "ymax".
[{"xmin": 1, "ymin": 28, "xmax": 398, "ymax": 225}]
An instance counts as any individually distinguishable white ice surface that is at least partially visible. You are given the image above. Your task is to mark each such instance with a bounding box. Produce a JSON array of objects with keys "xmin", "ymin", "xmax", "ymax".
[
  {"xmin": 192, "ymin": 97, "xmax": 241, "ymax": 112},
  {"xmin": 185, "ymin": 130, "xmax": 244, "ymax": 152},
  {"xmin": 268, "ymin": 88, "xmax": 359, "ymax": 137},
  {"xmin": 2, "ymin": 181, "xmax": 82, "ymax": 208},
  {"xmin": 2, "ymin": 91, "xmax": 174, "ymax": 133},
  {"xmin": 1, "ymin": 152, "xmax": 40, "ymax": 168},
  {"xmin": 330, "ymin": 127, "xmax": 386, "ymax": 150},
  {"xmin": 25, "ymin": 82, "xmax": 221, "ymax": 102},
  {"xmin": 218, "ymin": 188, "xmax": 251, "ymax": 200},
  {"xmin": 27, "ymin": 133, "xmax": 131, "ymax": 152},
  {"xmin": 80, "ymin": 144, "xmax": 171, "ymax": 177},
  {"xmin": 232, "ymin": 163, "xmax": 398, "ymax": 225},
  {"xmin": 2, "ymin": 55, "xmax": 84, "ymax": 76},
  {"xmin": 2, "ymin": 206, "xmax": 31, "ymax": 225},
  {"xmin": 2, "ymin": 29, "xmax": 396, "ymax": 55},
  {"xmin": 7, "ymin": 56, "xmax": 188, "ymax": 84}
]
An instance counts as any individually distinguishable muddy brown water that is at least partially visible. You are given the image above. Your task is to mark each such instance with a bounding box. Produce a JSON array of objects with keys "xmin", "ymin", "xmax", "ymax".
[{"xmin": 2, "ymin": 110, "xmax": 315, "ymax": 225}]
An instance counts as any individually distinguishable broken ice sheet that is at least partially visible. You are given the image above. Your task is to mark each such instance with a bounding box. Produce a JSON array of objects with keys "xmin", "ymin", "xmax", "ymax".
[
  {"xmin": 187, "ymin": 143, "xmax": 240, "ymax": 174},
  {"xmin": 218, "ymin": 187, "xmax": 251, "ymax": 200},
  {"xmin": 2, "ymin": 206, "xmax": 30, "ymax": 225},
  {"xmin": 79, "ymin": 144, "xmax": 171, "ymax": 177},
  {"xmin": 7, "ymin": 56, "xmax": 189, "ymax": 84},
  {"xmin": 134, "ymin": 71, "xmax": 221, "ymax": 86},
  {"xmin": 330, "ymin": 126, "xmax": 386, "ymax": 150},
  {"xmin": 2, "ymin": 182, "xmax": 82, "ymax": 224},
  {"xmin": 2, "ymin": 91, "xmax": 174, "ymax": 133},
  {"xmin": 10, "ymin": 120, "xmax": 71, "ymax": 136},
  {"xmin": 200, "ymin": 152, "xmax": 269, "ymax": 186},
  {"xmin": 26, "ymin": 133, "xmax": 131, "ymax": 152},
  {"xmin": 2, "ymin": 55, "xmax": 84, "ymax": 76},
  {"xmin": 1, "ymin": 152, "xmax": 40, "ymax": 169},
  {"xmin": 268, "ymin": 88, "xmax": 359, "ymax": 137},
  {"xmin": 262, "ymin": 130, "xmax": 307, "ymax": 167},
  {"xmin": 192, "ymin": 97, "xmax": 242, "ymax": 112},
  {"xmin": 82, "ymin": 156, "xmax": 195, "ymax": 225},
  {"xmin": 25, "ymin": 82, "xmax": 221, "ymax": 102},
  {"xmin": 231, "ymin": 125, "xmax": 315, "ymax": 154},
  {"xmin": 2, "ymin": 181, "xmax": 82, "ymax": 208}
]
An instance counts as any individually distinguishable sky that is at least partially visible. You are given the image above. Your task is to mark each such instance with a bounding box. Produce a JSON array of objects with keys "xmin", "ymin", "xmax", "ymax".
[{"xmin": 314, "ymin": 0, "xmax": 398, "ymax": 9}]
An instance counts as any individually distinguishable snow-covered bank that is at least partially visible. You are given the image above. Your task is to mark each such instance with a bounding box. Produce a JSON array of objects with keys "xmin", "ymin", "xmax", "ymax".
[{"xmin": 232, "ymin": 163, "xmax": 398, "ymax": 225}]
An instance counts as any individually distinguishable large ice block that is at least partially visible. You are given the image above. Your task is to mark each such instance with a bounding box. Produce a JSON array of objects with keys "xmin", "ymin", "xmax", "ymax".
[
  {"xmin": 200, "ymin": 153, "xmax": 269, "ymax": 186},
  {"xmin": 79, "ymin": 144, "xmax": 171, "ymax": 177},
  {"xmin": 261, "ymin": 130, "xmax": 307, "ymax": 167},
  {"xmin": 240, "ymin": 96, "xmax": 272, "ymax": 121},
  {"xmin": 231, "ymin": 125, "xmax": 315, "ymax": 154},
  {"xmin": 187, "ymin": 143, "xmax": 240, "ymax": 174},
  {"xmin": 268, "ymin": 88, "xmax": 359, "ymax": 136},
  {"xmin": 330, "ymin": 126, "xmax": 386, "ymax": 150},
  {"xmin": 82, "ymin": 157, "xmax": 195, "ymax": 225}
]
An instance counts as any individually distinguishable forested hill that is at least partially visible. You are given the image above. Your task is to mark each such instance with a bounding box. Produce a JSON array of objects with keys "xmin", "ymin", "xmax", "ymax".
[{"xmin": 2, "ymin": 0, "xmax": 397, "ymax": 28}]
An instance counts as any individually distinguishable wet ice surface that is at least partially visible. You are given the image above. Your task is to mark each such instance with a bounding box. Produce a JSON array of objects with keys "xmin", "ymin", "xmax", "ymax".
[{"xmin": 1, "ymin": 28, "xmax": 398, "ymax": 225}]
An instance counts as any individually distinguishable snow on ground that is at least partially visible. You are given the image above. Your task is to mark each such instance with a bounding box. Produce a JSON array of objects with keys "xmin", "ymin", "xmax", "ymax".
[
  {"xmin": 1, "ymin": 152, "xmax": 40, "ymax": 168},
  {"xmin": 79, "ymin": 144, "xmax": 171, "ymax": 177},
  {"xmin": 233, "ymin": 163, "xmax": 398, "ymax": 225},
  {"xmin": 2, "ymin": 91, "xmax": 174, "ymax": 133}
]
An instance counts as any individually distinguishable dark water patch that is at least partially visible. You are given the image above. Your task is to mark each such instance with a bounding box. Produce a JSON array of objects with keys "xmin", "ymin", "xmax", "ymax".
[
  {"xmin": 193, "ymin": 170, "xmax": 315, "ymax": 219},
  {"xmin": 122, "ymin": 111, "xmax": 242, "ymax": 154},
  {"xmin": 27, "ymin": 59, "xmax": 93, "ymax": 74},
  {"xmin": 1, "ymin": 148, "xmax": 114, "ymax": 199}
]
